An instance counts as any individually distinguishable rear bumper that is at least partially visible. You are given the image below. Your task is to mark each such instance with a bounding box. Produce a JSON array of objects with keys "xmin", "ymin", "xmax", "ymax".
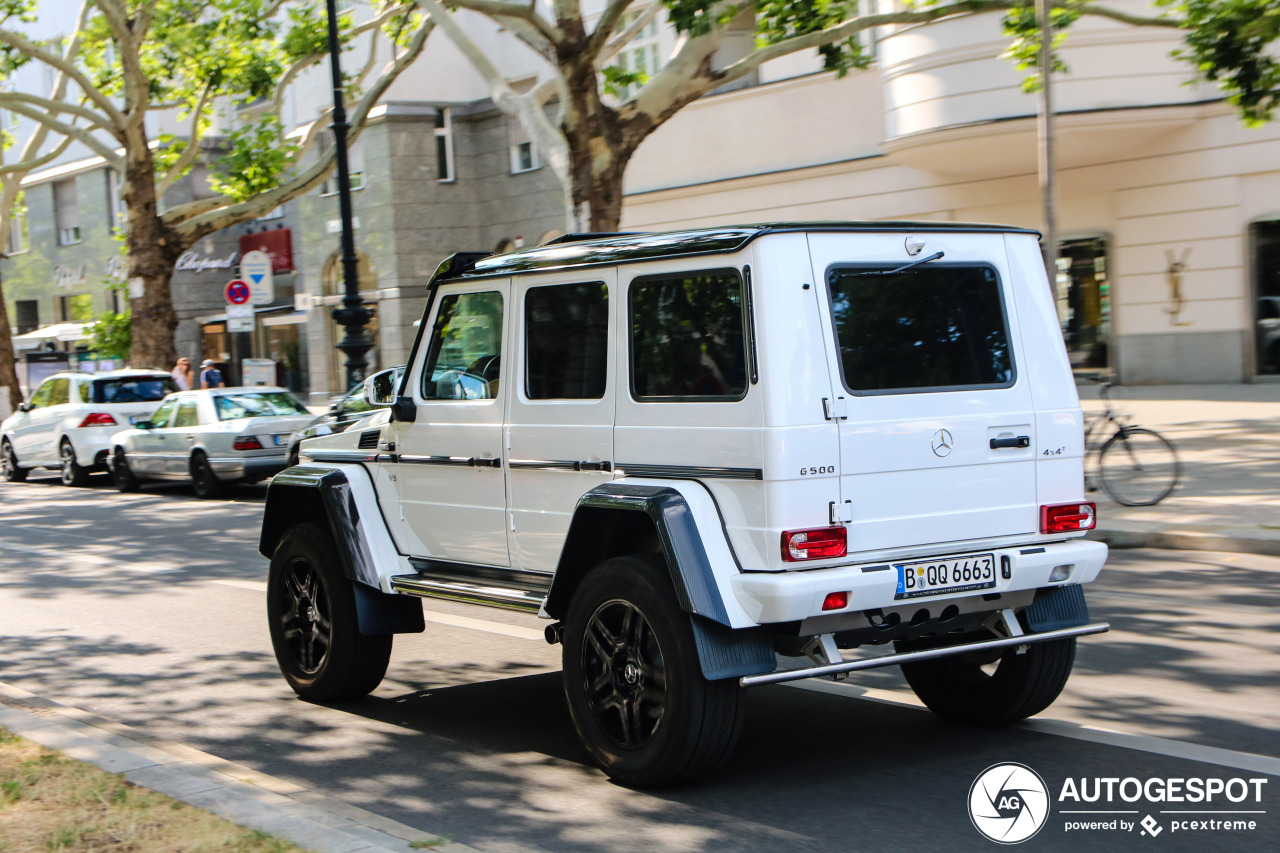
[
  {"xmin": 731, "ymin": 538, "xmax": 1108, "ymax": 625},
  {"xmin": 208, "ymin": 454, "xmax": 291, "ymax": 482}
]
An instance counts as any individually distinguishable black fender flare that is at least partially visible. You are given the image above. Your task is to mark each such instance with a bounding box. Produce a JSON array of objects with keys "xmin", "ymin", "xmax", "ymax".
[{"xmin": 260, "ymin": 465, "xmax": 422, "ymax": 636}]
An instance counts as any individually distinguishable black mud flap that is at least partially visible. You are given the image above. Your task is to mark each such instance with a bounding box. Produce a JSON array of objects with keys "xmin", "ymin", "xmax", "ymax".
[
  {"xmin": 689, "ymin": 614, "xmax": 776, "ymax": 681},
  {"xmin": 353, "ymin": 581, "xmax": 425, "ymax": 635},
  {"xmin": 1023, "ymin": 584, "xmax": 1090, "ymax": 632}
]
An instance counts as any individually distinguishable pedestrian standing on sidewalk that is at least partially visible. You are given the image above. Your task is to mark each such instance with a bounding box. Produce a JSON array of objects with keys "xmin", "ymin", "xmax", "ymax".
[
  {"xmin": 200, "ymin": 359, "xmax": 225, "ymax": 389},
  {"xmin": 171, "ymin": 357, "xmax": 194, "ymax": 390}
]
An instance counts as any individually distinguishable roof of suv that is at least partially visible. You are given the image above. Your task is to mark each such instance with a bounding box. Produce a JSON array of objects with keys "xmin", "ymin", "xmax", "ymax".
[{"xmin": 458, "ymin": 221, "xmax": 1041, "ymax": 279}]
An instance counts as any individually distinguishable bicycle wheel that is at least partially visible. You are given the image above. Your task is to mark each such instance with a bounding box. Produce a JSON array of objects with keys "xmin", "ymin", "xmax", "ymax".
[{"xmin": 1099, "ymin": 427, "xmax": 1181, "ymax": 506}]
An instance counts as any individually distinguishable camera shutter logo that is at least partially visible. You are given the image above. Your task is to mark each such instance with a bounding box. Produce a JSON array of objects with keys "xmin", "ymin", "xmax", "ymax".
[{"xmin": 969, "ymin": 763, "xmax": 1050, "ymax": 844}]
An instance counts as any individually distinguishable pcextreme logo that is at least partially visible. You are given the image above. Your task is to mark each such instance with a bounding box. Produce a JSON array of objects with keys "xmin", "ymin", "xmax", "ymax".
[
  {"xmin": 969, "ymin": 763, "xmax": 1051, "ymax": 844},
  {"xmin": 969, "ymin": 764, "xmax": 1270, "ymax": 844}
]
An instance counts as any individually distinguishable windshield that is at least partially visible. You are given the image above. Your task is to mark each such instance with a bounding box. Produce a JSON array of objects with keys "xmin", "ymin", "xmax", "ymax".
[
  {"xmin": 827, "ymin": 264, "xmax": 1014, "ymax": 394},
  {"xmin": 214, "ymin": 392, "xmax": 308, "ymax": 421},
  {"xmin": 92, "ymin": 377, "xmax": 179, "ymax": 404}
]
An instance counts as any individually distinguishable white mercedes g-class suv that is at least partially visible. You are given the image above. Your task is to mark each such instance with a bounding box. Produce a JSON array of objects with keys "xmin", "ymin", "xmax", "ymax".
[{"xmin": 261, "ymin": 223, "xmax": 1107, "ymax": 787}]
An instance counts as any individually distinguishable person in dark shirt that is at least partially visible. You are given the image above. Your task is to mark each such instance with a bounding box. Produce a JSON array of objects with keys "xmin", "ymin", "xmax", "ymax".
[{"xmin": 200, "ymin": 359, "xmax": 225, "ymax": 389}]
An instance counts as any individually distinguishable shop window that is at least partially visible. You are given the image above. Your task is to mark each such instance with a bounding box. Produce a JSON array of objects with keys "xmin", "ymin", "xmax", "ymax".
[
  {"xmin": 1250, "ymin": 221, "xmax": 1280, "ymax": 375},
  {"xmin": 435, "ymin": 107, "xmax": 455, "ymax": 182},
  {"xmin": 1056, "ymin": 238, "xmax": 1110, "ymax": 371},
  {"xmin": 53, "ymin": 178, "xmax": 80, "ymax": 245}
]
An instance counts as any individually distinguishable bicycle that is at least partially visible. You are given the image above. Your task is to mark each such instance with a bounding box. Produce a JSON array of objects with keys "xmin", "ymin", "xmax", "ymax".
[{"xmin": 1084, "ymin": 382, "xmax": 1182, "ymax": 506}]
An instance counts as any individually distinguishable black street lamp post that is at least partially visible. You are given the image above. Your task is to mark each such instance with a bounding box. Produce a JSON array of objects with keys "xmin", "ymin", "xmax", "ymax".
[{"xmin": 325, "ymin": 0, "xmax": 373, "ymax": 392}]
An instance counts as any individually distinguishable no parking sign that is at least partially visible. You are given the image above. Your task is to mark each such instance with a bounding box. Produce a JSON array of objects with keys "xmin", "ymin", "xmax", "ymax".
[{"xmin": 225, "ymin": 279, "xmax": 252, "ymax": 306}]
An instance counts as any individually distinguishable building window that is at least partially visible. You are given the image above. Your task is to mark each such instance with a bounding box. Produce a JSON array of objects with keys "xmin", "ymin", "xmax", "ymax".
[
  {"xmin": 106, "ymin": 170, "xmax": 125, "ymax": 231},
  {"xmin": 256, "ymin": 206, "xmax": 284, "ymax": 221},
  {"xmin": 859, "ymin": 0, "xmax": 880, "ymax": 59},
  {"xmin": 613, "ymin": 8, "xmax": 661, "ymax": 101},
  {"xmin": 8, "ymin": 198, "xmax": 28, "ymax": 254},
  {"xmin": 53, "ymin": 178, "xmax": 80, "ymax": 245},
  {"xmin": 1250, "ymin": 221, "xmax": 1280, "ymax": 375},
  {"xmin": 57, "ymin": 294, "xmax": 94, "ymax": 323},
  {"xmin": 1057, "ymin": 238, "xmax": 1110, "ymax": 371},
  {"xmin": 319, "ymin": 137, "xmax": 365, "ymax": 196},
  {"xmin": 435, "ymin": 107, "xmax": 455, "ymax": 182},
  {"xmin": 508, "ymin": 115, "xmax": 540, "ymax": 173},
  {"xmin": 15, "ymin": 300, "xmax": 38, "ymax": 335}
]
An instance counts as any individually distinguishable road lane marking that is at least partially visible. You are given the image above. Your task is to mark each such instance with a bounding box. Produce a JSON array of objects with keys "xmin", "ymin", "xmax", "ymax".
[{"xmin": 208, "ymin": 580, "xmax": 546, "ymax": 640}]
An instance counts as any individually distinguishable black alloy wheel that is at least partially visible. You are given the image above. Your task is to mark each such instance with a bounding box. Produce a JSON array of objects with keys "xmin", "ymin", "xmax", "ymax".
[
  {"xmin": 111, "ymin": 447, "xmax": 141, "ymax": 492},
  {"xmin": 59, "ymin": 439, "xmax": 90, "ymax": 487},
  {"xmin": 266, "ymin": 523, "xmax": 391, "ymax": 701},
  {"xmin": 1, "ymin": 441, "xmax": 27, "ymax": 482},
  {"xmin": 189, "ymin": 452, "xmax": 226, "ymax": 499},
  {"xmin": 562, "ymin": 555, "xmax": 745, "ymax": 787}
]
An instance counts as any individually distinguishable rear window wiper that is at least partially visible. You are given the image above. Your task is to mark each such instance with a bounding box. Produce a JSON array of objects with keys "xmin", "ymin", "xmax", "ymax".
[{"xmin": 847, "ymin": 251, "xmax": 945, "ymax": 277}]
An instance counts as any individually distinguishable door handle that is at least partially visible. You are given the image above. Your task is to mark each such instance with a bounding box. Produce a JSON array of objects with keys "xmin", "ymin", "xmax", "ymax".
[
  {"xmin": 186, "ymin": 435, "xmax": 196, "ymax": 442},
  {"xmin": 989, "ymin": 435, "xmax": 1031, "ymax": 449},
  {"xmin": 468, "ymin": 456, "xmax": 501, "ymax": 469}
]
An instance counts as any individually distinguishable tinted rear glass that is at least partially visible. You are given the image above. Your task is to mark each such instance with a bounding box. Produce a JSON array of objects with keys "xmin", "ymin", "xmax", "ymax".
[
  {"xmin": 827, "ymin": 264, "xmax": 1014, "ymax": 393},
  {"xmin": 93, "ymin": 377, "xmax": 179, "ymax": 403},
  {"xmin": 214, "ymin": 392, "xmax": 308, "ymax": 420},
  {"xmin": 526, "ymin": 282, "xmax": 608, "ymax": 400}
]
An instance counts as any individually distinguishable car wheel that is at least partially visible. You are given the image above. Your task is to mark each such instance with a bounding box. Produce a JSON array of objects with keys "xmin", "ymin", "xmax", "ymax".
[
  {"xmin": 1, "ymin": 440, "xmax": 28, "ymax": 483},
  {"xmin": 898, "ymin": 634, "xmax": 1076, "ymax": 725},
  {"xmin": 110, "ymin": 447, "xmax": 141, "ymax": 493},
  {"xmin": 189, "ymin": 451, "xmax": 226, "ymax": 499},
  {"xmin": 59, "ymin": 439, "xmax": 90, "ymax": 487},
  {"xmin": 562, "ymin": 555, "xmax": 746, "ymax": 788},
  {"xmin": 266, "ymin": 523, "xmax": 392, "ymax": 702}
]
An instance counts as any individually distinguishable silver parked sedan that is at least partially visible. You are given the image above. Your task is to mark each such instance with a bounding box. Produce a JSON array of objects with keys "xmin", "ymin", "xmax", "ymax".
[{"xmin": 108, "ymin": 387, "xmax": 315, "ymax": 498}]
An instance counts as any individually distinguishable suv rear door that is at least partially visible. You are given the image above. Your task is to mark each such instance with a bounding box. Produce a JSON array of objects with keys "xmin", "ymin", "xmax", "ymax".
[{"xmin": 808, "ymin": 231, "xmax": 1039, "ymax": 554}]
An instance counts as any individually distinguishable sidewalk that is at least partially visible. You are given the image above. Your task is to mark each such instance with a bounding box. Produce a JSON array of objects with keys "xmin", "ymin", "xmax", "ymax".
[{"xmin": 1078, "ymin": 382, "xmax": 1280, "ymax": 556}]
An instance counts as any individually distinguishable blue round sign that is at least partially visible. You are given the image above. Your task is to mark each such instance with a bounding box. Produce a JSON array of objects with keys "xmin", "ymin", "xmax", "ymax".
[{"xmin": 225, "ymin": 279, "xmax": 251, "ymax": 305}]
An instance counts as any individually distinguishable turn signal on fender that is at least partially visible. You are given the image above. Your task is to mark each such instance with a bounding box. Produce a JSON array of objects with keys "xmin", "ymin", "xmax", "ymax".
[
  {"xmin": 781, "ymin": 526, "xmax": 847, "ymax": 562},
  {"xmin": 1040, "ymin": 502, "xmax": 1097, "ymax": 534}
]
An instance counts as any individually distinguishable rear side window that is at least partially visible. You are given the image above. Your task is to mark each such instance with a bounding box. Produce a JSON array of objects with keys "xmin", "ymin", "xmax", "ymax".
[
  {"xmin": 93, "ymin": 377, "xmax": 179, "ymax": 403},
  {"xmin": 630, "ymin": 270, "xmax": 747, "ymax": 400},
  {"xmin": 827, "ymin": 264, "xmax": 1014, "ymax": 394},
  {"xmin": 525, "ymin": 282, "xmax": 608, "ymax": 400},
  {"xmin": 173, "ymin": 399, "xmax": 200, "ymax": 428},
  {"xmin": 214, "ymin": 392, "xmax": 307, "ymax": 420}
]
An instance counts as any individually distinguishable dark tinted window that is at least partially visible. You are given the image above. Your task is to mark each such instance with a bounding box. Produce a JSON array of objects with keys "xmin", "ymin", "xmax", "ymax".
[
  {"xmin": 630, "ymin": 270, "xmax": 747, "ymax": 400},
  {"xmin": 93, "ymin": 377, "xmax": 179, "ymax": 403},
  {"xmin": 420, "ymin": 291, "xmax": 504, "ymax": 401},
  {"xmin": 525, "ymin": 282, "xmax": 608, "ymax": 400},
  {"xmin": 827, "ymin": 264, "xmax": 1014, "ymax": 393}
]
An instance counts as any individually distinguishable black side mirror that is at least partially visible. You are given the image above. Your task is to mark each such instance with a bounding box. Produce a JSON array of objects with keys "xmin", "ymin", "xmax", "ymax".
[{"xmin": 135, "ymin": 420, "xmax": 152, "ymax": 430}]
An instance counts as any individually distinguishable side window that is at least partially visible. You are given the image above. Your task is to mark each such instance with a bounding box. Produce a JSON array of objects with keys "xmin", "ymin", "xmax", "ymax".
[
  {"xmin": 420, "ymin": 291, "xmax": 504, "ymax": 401},
  {"xmin": 28, "ymin": 380, "xmax": 54, "ymax": 408},
  {"xmin": 148, "ymin": 399, "xmax": 179, "ymax": 428},
  {"xmin": 525, "ymin": 282, "xmax": 608, "ymax": 400},
  {"xmin": 629, "ymin": 270, "xmax": 748, "ymax": 400},
  {"xmin": 46, "ymin": 379, "xmax": 70, "ymax": 406},
  {"xmin": 172, "ymin": 399, "xmax": 200, "ymax": 428},
  {"xmin": 73, "ymin": 377, "xmax": 91, "ymax": 404}
]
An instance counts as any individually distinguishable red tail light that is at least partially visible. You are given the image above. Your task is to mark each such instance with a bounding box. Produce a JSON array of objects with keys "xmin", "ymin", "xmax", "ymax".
[
  {"xmin": 1040, "ymin": 502, "xmax": 1096, "ymax": 534},
  {"xmin": 233, "ymin": 436, "xmax": 263, "ymax": 450},
  {"xmin": 78, "ymin": 413, "xmax": 118, "ymax": 427},
  {"xmin": 822, "ymin": 591, "xmax": 849, "ymax": 611},
  {"xmin": 781, "ymin": 526, "xmax": 848, "ymax": 562}
]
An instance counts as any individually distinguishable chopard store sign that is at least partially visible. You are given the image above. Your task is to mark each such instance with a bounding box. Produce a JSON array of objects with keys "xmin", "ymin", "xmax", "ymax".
[{"xmin": 175, "ymin": 250, "xmax": 238, "ymax": 273}]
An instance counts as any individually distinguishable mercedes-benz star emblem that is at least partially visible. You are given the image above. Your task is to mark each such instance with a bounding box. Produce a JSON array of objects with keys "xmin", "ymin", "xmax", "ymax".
[{"xmin": 932, "ymin": 428, "xmax": 955, "ymax": 457}]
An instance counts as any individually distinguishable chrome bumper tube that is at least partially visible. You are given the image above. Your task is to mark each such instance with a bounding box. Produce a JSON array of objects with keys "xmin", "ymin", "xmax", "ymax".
[{"xmin": 739, "ymin": 622, "xmax": 1110, "ymax": 688}]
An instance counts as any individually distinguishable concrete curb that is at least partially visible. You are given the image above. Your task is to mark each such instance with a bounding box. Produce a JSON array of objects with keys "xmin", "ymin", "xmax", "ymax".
[
  {"xmin": 1092, "ymin": 527, "xmax": 1280, "ymax": 558},
  {"xmin": 0, "ymin": 681, "xmax": 479, "ymax": 853}
]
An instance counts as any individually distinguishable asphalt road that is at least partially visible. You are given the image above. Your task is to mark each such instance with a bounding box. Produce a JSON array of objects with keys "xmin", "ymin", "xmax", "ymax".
[{"xmin": 1, "ymin": 473, "xmax": 1277, "ymax": 852}]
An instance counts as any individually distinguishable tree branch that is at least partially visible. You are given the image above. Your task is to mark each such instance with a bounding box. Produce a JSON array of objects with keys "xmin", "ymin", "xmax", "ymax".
[
  {"xmin": 0, "ymin": 18, "xmax": 126, "ymax": 129},
  {"xmin": 155, "ymin": 82, "xmax": 216, "ymax": 198},
  {"xmin": 0, "ymin": 134, "xmax": 74, "ymax": 177},
  {"xmin": 92, "ymin": 0, "xmax": 151, "ymax": 120},
  {"xmin": 2, "ymin": 103, "xmax": 125, "ymax": 168},
  {"xmin": 597, "ymin": 1, "xmax": 660, "ymax": 69},
  {"xmin": 0, "ymin": 92, "xmax": 117, "ymax": 137},
  {"xmin": 440, "ymin": 0, "xmax": 561, "ymax": 47},
  {"xmin": 588, "ymin": 0, "xmax": 636, "ymax": 58}
]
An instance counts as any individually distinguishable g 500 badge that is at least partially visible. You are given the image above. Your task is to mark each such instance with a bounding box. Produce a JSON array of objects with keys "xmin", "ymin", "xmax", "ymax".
[{"xmin": 799, "ymin": 466, "xmax": 835, "ymax": 475}]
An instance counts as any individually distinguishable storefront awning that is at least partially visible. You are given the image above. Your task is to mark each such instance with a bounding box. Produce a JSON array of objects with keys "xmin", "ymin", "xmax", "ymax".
[
  {"xmin": 11, "ymin": 322, "xmax": 91, "ymax": 351},
  {"xmin": 261, "ymin": 311, "xmax": 307, "ymax": 327}
]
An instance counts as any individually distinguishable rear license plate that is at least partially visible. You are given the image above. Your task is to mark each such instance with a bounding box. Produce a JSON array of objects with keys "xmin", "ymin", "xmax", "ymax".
[
  {"xmin": 895, "ymin": 553, "xmax": 996, "ymax": 600},
  {"xmin": 272, "ymin": 434, "xmax": 288, "ymax": 446}
]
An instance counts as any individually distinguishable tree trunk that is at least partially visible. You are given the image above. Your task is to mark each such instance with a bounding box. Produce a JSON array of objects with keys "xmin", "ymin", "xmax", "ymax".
[
  {"xmin": 122, "ymin": 147, "xmax": 183, "ymax": 371},
  {"xmin": 0, "ymin": 272, "xmax": 23, "ymax": 411}
]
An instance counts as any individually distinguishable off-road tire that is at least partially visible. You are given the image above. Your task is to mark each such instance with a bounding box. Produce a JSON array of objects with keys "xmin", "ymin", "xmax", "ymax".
[
  {"xmin": 110, "ymin": 447, "xmax": 141, "ymax": 493},
  {"xmin": 267, "ymin": 523, "xmax": 392, "ymax": 702},
  {"xmin": 190, "ymin": 451, "xmax": 227, "ymax": 499},
  {"xmin": 562, "ymin": 555, "xmax": 746, "ymax": 788},
  {"xmin": 899, "ymin": 634, "xmax": 1076, "ymax": 725},
  {"xmin": 2, "ymin": 440, "xmax": 28, "ymax": 482},
  {"xmin": 59, "ymin": 439, "xmax": 90, "ymax": 487}
]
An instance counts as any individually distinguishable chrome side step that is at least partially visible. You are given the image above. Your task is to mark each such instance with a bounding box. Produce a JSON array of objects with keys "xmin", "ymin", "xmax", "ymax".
[
  {"xmin": 739, "ymin": 622, "xmax": 1110, "ymax": 688},
  {"xmin": 389, "ymin": 574, "xmax": 546, "ymax": 614}
]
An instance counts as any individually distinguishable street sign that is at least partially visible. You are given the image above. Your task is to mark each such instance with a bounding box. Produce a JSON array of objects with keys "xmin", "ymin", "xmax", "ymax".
[
  {"xmin": 240, "ymin": 250, "xmax": 274, "ymax": 305},
  {"xmin": 227, "ymin": 316, "xmax": 254, "ymax": 333},
  {"xmin": 226, "ymin": 303, "xmax": 253, "ymax": 319},
  {"xmin": 225, "ymin": 279, "xmax": 252, "ymax": 306}
]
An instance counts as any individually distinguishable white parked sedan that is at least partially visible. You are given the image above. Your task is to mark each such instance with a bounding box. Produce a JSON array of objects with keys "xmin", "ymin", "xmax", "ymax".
[
  {"xmin": 1, "ymin": 370, "xmax": 179, "ymax": 486},
  {"xmin": 108, "ymin": 387, "xmax": 315, "ymax": 498}
]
